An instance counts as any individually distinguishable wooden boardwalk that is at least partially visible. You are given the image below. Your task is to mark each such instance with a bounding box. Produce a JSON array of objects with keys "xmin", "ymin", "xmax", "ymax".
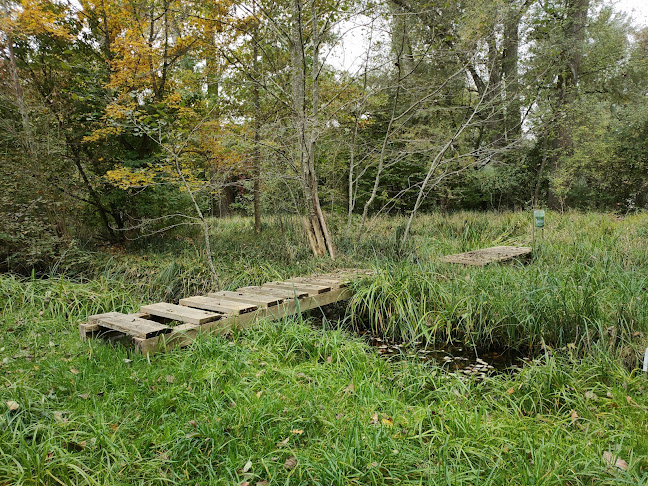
[
  {"xmin": 81, "ymin": 269, "xmax": 372, "ymax": 354},
  {"xmin": 440, "ymin": 246, "xmax": 532, "ymax": 266}
]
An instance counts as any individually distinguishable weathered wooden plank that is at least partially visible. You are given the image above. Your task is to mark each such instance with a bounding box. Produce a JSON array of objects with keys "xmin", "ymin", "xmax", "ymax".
[
  {"xmin": 140, "ymin": 303, "xmax": 222, "ymax": 325},
  {"xmin": 207, "ymin": 290, "xmax": 283, "ymax": 307},
  {"xmin": 440, "ymin": 246, "xmax": 532, "ymax": 266},
  {"xmin": 138, "ymin": 287, "xmax": 354, "ymax": 354},
  {"xmin": 94, "ymin": 313, "xmax": 171, "ymax": 339},
  {"xmin": 237, "ymin": 285, "xmax": 307, "ymax": 299},
  {"xmin": 262, "ymin": 281, "xmax": 331, "ymax": 296},
  {"xmin": 87, "ymin": 311, "xmax": 122, "ymax": 329},
  {"xmin": 84, "ymin": 311, "xmax": 152, "ymax": 336},
  {"xmin": 79, "ymin": 322, "xmax": 97, "ymax": 341},
  {"xmin": 288, "ymin": 276, "xmax": 345, "ymax": 289},
  {"xmin": 82, "ymin": 269, "xmax": 370, "ymax": 354},
  {"xmin": 179, "ymin": 296, "xmax": 257, "ymax": 315}
]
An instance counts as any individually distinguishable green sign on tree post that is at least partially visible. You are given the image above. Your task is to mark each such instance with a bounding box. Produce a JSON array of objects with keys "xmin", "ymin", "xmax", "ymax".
[{"xmin": 533, "ymin": 210, "xmax": 545, "ymax": 250}]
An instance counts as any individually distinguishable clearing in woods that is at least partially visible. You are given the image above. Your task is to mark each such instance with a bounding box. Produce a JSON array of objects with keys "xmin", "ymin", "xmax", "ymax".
[{"xmin": 1, "ymin": 212, "xmax": 647, "ymax": 484}]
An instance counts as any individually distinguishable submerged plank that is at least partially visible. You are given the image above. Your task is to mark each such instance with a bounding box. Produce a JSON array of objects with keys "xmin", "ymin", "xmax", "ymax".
[
  {"xmin": 140, "ymin": 303, "xmax": 222, "ymax": 325},
  {"xmin": 94, "ymin": 313, "xmax": 171, "ymax": 339},
  {"xmin": 179, "ymin": 296, "xmax": 257, "ymax": 315},
  {"xmin": 440, "ymin": 245, "xmax": 532, "ymax": 266},
  {"xmin": 207, "ymin": 290, "xmax": 283, "ymax": 307}
]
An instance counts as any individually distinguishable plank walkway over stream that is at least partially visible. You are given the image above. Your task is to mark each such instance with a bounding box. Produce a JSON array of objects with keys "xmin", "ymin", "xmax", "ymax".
[
  {"xmin": 81, "ymin": 269, "xmax": 372, "ymax": 354},
  {"xmin": 440, "ymin": 245, "xmax": 532, "ymax": 266}
]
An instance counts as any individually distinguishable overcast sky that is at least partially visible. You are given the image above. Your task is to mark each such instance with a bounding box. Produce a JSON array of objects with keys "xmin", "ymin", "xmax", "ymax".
[
  {"xmin": 616, "ymin": 0, "xmax": 648, "ymax": 25},
  {"xmin": 328, "ymin": 1, "xmax": 648, "ymax": 72}
]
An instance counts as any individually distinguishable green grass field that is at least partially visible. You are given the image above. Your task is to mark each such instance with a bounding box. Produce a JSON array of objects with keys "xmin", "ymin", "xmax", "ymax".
[{"xmin": 2, "ymin": 211, "xmax": 648, "ymax": 484}]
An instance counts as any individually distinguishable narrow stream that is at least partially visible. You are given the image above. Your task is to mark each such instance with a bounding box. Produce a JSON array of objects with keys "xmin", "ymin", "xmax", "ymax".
[
  {"xmin": 310, "ymin": 305, "xmax": 534, "ymax": 378},
  {"xmin": 363, "ymin": 334, "xmax": 532, "ymax": 377}
]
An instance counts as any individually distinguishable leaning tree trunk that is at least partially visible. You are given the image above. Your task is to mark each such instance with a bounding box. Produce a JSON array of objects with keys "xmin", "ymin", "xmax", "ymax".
[
  {"xmin": 290, "ymin": 0, "xmax": 335, "ymax": 259},
  {"xmin": 548, "ymin": 0, "xmax": 590, "ymax": 209}
]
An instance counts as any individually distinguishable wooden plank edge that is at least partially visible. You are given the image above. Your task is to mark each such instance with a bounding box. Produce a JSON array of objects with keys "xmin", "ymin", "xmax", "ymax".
[{"xmin": 81, "ymin": 311, "xmax": 153, "ymax": 341}]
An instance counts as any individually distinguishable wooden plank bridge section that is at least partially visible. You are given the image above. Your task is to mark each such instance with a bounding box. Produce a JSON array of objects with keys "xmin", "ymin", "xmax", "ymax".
[
  {"xmin": 80, "ymin": 269, "xmax": 372, "ymax": 355},
  {"xmin": 440, "ymin": 245, "xmax": 532, "ymax": 266}
]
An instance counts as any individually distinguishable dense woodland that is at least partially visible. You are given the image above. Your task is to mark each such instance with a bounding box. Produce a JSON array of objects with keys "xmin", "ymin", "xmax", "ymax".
[{"xmin": 2, "ymin": 0, "xmax": 648, "ymax": 269}]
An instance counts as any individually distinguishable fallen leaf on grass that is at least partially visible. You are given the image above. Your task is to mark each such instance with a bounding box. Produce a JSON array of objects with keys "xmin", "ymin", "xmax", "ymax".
[
  {"xmin": 70, "ymin": 368, "xmax": 79, "ymax": 375},
  {"xmin": 326, "ymin": 356, "xmax": 333, "ymax": 363},
  {"xmin": 284, "ymin": 455, "xmax": 297, "ymax": 470},
  {"xmin": 381, "ymin": 418, "xmax": 394, "ymax": 427},
  {"xmin": 569, "ymin": 410, "xmax": 579, "ymax": 424},
  {"xmin": 53, "ymin": 411, "xmax": 67, "ymax": 422},
  {"xmin": 241, "ymin": 460, "xmax": 253, "ymax": 473},
  {"xmin": 370, "ymin": 412, "xmax": 379, "ymax": 425},
  {"xmin": 240, "ymin": 482, "xmax": 250, "ymax": 486},
  {"xmin": 585, "ymin": 391, "xmax": 597, "ymax": 400},
  {"xmin": 5, "ymin": 401, "xmax": 19, "ymax": 411},
  {"xmin": 165, "ymin": 375, "xmax": 175, "ymax": 384},
  {"xmin": 78, "ymin": 393, "xmax": 90, "ymax": 400},
  {"xmin": 603, "ymin": 451, "xmax": 628, "ymax": 471},
  {"xmin": 189, "ymin": 420, "xmax": 198, "ymax": 428},
  {"xmin": 343, "ymin": 383, "xmax": 355, "ymax": 394},
  {"xmin": 256, "ymin": 481, "xmax": 269, "ymax": 486},
  {"xmin": 291, "ymin": 429, "xmax": 303, "ymax": 434},
  {"xmin": 506, "ymin": 388, "xmax": 515, "ymax": 395},
  {"xmin": 276, "ymin": 437, "xmax": 290, "ymax": 447},
  {"xmin": 256, "ymin": 390, "xmax": 263, "ymax": 399}
]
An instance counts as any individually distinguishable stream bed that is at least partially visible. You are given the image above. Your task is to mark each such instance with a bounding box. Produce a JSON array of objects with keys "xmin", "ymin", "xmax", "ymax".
[{"xmin": 363, "ymin": 334, "xmax": 533, "ymax": 378}]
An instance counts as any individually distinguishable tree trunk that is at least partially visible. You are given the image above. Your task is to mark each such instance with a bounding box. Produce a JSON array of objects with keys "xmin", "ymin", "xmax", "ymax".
[
  {"xmin": 359, "ymin": 8, "xmax": 405, "ymax": 230},
  {"xmin": 502, "ymin": 6, "xmax": 522, "ymax": 140},
  {"xmin": 548, "ymin": 0, "xmax": 590, "ymax": 209},
  {"xmin": 4, "ymin": 27, "xmax": 32, "ymax": 154},
  {"xmin": 290, "ymin": 0, "xmax": 335, "ymax": 258},
  {"xmin": 252, "ymin": 20, "xmax": 262, "ymax": 234},
  {"xmin": 70, "ymin": 145, "xmax": 117, "ymax": 239}
]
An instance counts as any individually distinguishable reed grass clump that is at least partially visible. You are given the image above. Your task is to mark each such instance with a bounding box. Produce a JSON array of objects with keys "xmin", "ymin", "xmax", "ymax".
[{"xmin": 348, "ymin": 211, "xmax": 648, "ymax": 362}]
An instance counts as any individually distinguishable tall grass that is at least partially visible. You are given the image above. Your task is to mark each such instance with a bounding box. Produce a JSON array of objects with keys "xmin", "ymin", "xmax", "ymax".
[
  {"xmin": 1, "ymin": 211, "xmax": 648, "ymax": 484},
  {"xmin": 347, "ymin": 211, "xmax": 648, "ymax": 364}
]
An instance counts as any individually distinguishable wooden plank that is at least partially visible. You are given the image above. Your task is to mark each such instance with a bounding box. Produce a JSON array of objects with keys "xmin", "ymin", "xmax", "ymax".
[
  {"xmin": 262, "ymin": 281, "xmax": 331, "ymax": 296},
  {"xmin": 95, "ymin": 313, "xmax": 171, "ymax": 339},
  {"xmin": 88, "ymin": 311, "xmax": 122, "ymax": 329},
  {"xmin": 237, "ymin": 285, "xmax": 307, "ymax": 299},
  {"xmin": 440, "ymin": 246, "xmax": 532, "ymax": 266},
  {"xmin": 139, "ymin": 287, "xmax": 354, "ymax": 354},
  {"xmin": 140, "ymin": 303, "xmax": 222, "ymax": 325},
  {"xmin": 179, "ymin": 296, "xmax": 257, "ymax": 315},
  {"xmin": 83, "ymin": 268, "xmax": 372, "ymax": 354},
  {"xmin": 79, "ymin": 322, "xmax": 97, "ymax": 341},
  {"xmin": 207, "ymin": 290, "xmax": 283, "ymax": 307},
  {"xmin": 288, "ymin": 276, "xmax": 345, "ymax": 289}
]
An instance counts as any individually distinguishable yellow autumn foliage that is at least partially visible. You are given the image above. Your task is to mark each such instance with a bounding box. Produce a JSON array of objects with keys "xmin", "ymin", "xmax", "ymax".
[{"xmin": 106, "ymin": 163, "xmax": 209, "ymax": 192}]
